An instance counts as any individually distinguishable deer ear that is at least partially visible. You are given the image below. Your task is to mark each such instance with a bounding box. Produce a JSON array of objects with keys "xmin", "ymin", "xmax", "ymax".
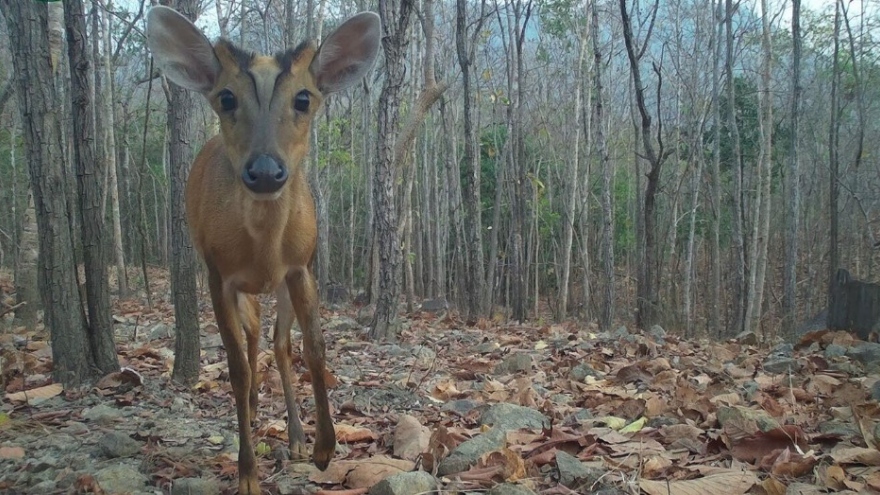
[
  {"xmin": 311, "ymin": 12, "xmax": 381, "ymax": 94},
  {"xmin": 146, "ymin": 6, "xmax": 219, "ymax": 93}
]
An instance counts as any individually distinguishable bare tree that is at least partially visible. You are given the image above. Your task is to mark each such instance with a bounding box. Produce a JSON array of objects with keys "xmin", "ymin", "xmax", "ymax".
[
  {"xmin": 725, "ymin": 0, "xmax": 745, "ymax": 336},
  {"xmin": 783, "ymin": 0, "xmax": 801, "ymax": 338},
  {"xmin": 370, "ymin": 0, "xmax": 415, "ymax": 340}
]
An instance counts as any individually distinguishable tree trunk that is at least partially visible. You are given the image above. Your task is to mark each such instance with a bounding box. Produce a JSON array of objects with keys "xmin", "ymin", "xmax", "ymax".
[
  {"xmin": 14, "ymin": 191, "xmax": 40, "ymax": 330},
  {"xmin": 620, "ymin": 0, "xmax": 663, "ymax": 330},
  {"xmin": 163, "ymin": 0, "xmax": 202, "ymax": 385},
  {"xmin": 65, "ymin": 0, "xmax": 119, "ymax": 375},
  {"xmin": 726, "ymin": 0, "xmax": 746, "ymax": 337},
  {"xmin": 370, "ymin": 0, "xmax": 414, "ymax": 340},
  {"xmin": 782, "ymin": 0, "xmax": 801, "ymax": 339},
  {"xmin": 456, "ymin": 0, "xmax": 488, "ymax": 323},
  {"xmin": 710, "ymin": 0, "xmax": 723, "ymax": 337},
  {"xmin": 592, "ymin": 2, "xmax": 613, "ymax": 331},
  {"xmin": 2, "ymin": 0, "xmax": 99, "ymax": 386}
]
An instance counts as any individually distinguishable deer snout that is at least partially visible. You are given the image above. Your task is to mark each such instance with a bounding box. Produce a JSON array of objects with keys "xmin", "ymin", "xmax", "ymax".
[{"xmin": 242, "ymin": 154, "xmax": 288, "ymax": 194}]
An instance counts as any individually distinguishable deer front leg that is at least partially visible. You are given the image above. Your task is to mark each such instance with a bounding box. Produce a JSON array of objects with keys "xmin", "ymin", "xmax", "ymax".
[
  {"xmin": 239, "ymin": 294, "xmax": 262, "ymax": 421},
  {"xmin": 207, "ymin": 265, "xmax": 260, "ymax": 494},
  {"xmin": 273, "ymin": 283, "xmax": 309, "ymax": 462},
  {"xmin": 287, "ymin": 266, "xmax": 335, "ymax": 470}
]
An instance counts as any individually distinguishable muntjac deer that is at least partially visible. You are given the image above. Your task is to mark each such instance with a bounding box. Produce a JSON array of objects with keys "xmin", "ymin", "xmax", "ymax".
[{"xmin": 146, "ymin": 7, "xmax": 380, "ymax": 493}]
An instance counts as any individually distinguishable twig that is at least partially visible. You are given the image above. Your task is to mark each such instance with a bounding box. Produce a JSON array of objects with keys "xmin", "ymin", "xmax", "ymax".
[{"xmin": 0, "ymin": 301, "xmax": 26, "ymax": 319}]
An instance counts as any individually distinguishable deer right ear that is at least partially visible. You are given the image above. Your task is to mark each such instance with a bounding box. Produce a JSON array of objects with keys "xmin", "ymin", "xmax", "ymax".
[{"xmin": 146, "ymin": 6, "xmax": 219, "ymax": 93}]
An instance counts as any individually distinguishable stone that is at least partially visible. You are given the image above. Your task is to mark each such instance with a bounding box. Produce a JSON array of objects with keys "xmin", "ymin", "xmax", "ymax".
[
  {"xmin": 648, "ymin": 325, "xmax": 666, "ymax": 341},
  {"xmin": 437, "ymin": 427, "xmax": 506, "ymax": 476},
  {"xmin": 569, "ymin": 363, "xmax": 598, "ymax": 382},
  {"xmin": 825, "ymin": 344, "xmax": 847, "ymax": 359},
  {"xmin": 171, "ymin": 477, "xmax": 220, "ymax": 495},
  {"xmin": 98, "ymin": 431, "xmax": 141, "ymax": 458},
  {"xmin": 368, "ymin": 471, "xmax": 438, "ymax": 495},
  {"xmin": 82, "ymin": 404, "xmax": 122, "ymax": 424},
  {"xmin": 846, "ymin": 343, "xmax": 880, "ymax": 368},
  {"xmin": 150, "ymin": 323, "xmax": 172, "ymax": 340},
  {"xmin": 326, "ymin": 316, "xmax": 360, "ymax": 332},
  {"xmin": 486, "ymin": 484, "xmax": 536, "ymax": 495},
  {"xmin": 556, "ymin": 451, "xmax": 602, "ymax": 490},
  {"xmin": 735, "ymin": 331, "xmax": 758, "ymax": 345},
  {"xmin": 762, "ymin": 356, "xmax": 799, "ymax": 374},
  {"xmin": 480, "ymin": 403, "xmax": 547, "ymax": 430},
  {"xmin": 494, "ymin": 353, "xmax": 532, "ymax": 374},
  {"xmin": 94, "ymin": 464, "xmax": 148, "ymax": 494}
]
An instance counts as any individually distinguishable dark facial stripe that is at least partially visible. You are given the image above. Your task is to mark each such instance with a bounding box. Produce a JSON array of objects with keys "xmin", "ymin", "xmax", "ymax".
[
  {"xmin": 217, "ymin": 38, "xmax": 255, "ymax": 70},
  {"xmin": 274, "ymin": 41, "xmax": 312, "ymax": 73}
]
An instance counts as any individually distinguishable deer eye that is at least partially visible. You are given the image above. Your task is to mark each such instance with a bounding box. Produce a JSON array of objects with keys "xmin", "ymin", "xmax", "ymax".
[
  {"xmin": 218, "ymin": 90, "xmax": 237, "ymax": 112},
  {"xmin": 294, "ymin": 91, "xmax": 310, "ymax": 113}
]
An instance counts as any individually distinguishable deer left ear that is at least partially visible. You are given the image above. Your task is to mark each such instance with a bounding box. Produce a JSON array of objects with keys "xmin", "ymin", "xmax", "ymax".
[{"xmin": 311, "ymin": 12, "xmax": 381, "ymax": 94}]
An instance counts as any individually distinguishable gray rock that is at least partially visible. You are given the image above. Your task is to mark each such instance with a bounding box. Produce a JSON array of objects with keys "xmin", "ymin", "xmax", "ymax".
[
  {"xmin": 368, "ymin": 471, "xmax": 438, "ymax": 495},
  {"xmin": 825, "ymin": 344, "xmax": 847, "ymax": 359},
  {"xmin": 872, "ymin": 381, "xmax": 880, "ymax": 402},
  {"xmin": 420, "ymin": 299, "xmax": 448, "ymax": 312},
  {"xmin": 412, "ymin": 345, "xmax": 436, "ymax": 368},
  {"xmin": 735, "ymin": 331, "xmax": 758, "ymax": 345},
  {"xmin": 171, "ymin": 477, "xmax": 220, "ymax": 495},
  {"xmin": 612, "ymin": 326, "xmax": 630, "ymax": 339},
  {"xmin": 150, "ymin": 323, "xmax": 172, "ymax": 340},
  {"xmin": 326, "ymin": 316, "xmax": 360, "ymax": 332},
  {"xmin": 556, "ymin": 451, "xmax": 602, "ymax": 490},
  {"xmin": 472, "ymin": 342, "xmax": 500, "ymax": 354},
  {"xmin": 770, "ymin": 343, "xmax": 794, "ymax": 357},
  {"xmin": 30, "ymin": 480, "xmax": 57, "ymax": 493},
  {"xmin": 201, "ymin": 333, "xmax": 223, "ymax": 348},
  {"xmin": 796, "ymin": 309, "xmax": 828, "ymax": 336},
  {"xmin": 569, "ymin": 363, "xmax": 598, "ymax": 382},
  {"xmin": 648, "ymin": 325, "xmax": 666, "ymax": 341},
  {"xmin": 99, "ymin": 431, "xmax": 141, "ymax": 458},
  {"xmin": 818, "ymin": 421, "xmax": 860, "ymax": 438},
  {"xmin": 565, "ymin": 408, "xmax": 594, "ymax": 425},
  {"xmin": 763, "ymin": 356, "xmax": 799, "ymax": 374},
  {"xmin": 494, "ymin": 353, "xmax": 532, "ymax": 374},
  {"xmin": 846, "ymin": 343, "xmax": 880, "ymax": 367},
  {"xmin": 487, "ymin": 484, "xmax": 536, "ymax": 495},
  {"xmin": 443, "ymin": 399, "xmax": 481, "ymax": 416},
  {"xmin": 95, "ymin": 464, "xmax": 148, "ymax": 494},
  {"xmin": 480, "ymin": 403, "xmax": 547, "ymax": 430},
  {"xmin": 437, "ymin": 427, "xmax": 506, "ymax": 476},
  {"xmin": 82, "ymin": 404, "xmax": 122, "ymax": 424}
]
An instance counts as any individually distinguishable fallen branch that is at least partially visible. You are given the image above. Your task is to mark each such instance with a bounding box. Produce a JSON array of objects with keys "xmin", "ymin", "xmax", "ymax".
[{"xmin": 0, "ymin": 301, "xmax": 26, "ymax": 319}]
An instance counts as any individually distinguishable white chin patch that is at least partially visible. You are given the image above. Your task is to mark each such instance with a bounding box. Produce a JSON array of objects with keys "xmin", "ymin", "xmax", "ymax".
[{"xmin": 248, "ymin": 190, "xmax": 283, "ymax": 201}]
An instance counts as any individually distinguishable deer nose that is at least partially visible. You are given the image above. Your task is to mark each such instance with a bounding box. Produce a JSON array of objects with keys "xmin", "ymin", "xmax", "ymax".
[{"xmin": 242, "ymin": 154, "xmax": 288, "ymax": 194}]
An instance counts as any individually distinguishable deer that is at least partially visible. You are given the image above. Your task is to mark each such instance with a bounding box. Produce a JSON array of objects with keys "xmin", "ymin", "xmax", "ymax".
[{"xmin": 145, "ymin": 7, "xmax": 380, "ymax": 493}]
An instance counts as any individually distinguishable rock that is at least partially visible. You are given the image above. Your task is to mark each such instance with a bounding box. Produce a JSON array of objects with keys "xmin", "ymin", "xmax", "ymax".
[
  {"xmin": 487, "ymin": 484, "xmax": 536, "ymax": 495},
  {"xmin": 846, "ymin": 343, "xmax": 880, "ymax": 367},
  {"xmin": 717, "ymin": 406, "xmax": 779, "ymax": 433},
  {"xmin": 569, "ymin": 363, "xmax": 599, "ymax": 382},
  {"xmin": 368, "ymin": 471, "xmax": 438, "ymax": 495},
  {"xmin": 420, "ymin": 299, "xmax": 448, "ymax": 312},
  {"xmin": 556, "ymin": 451, "xmax": 602, "ymax": 490},
  {"xmin": 171, "ymin": 477, "xmax": 220, "ymax": 495},
  {"xmin": 648, "ymin": 325, "xmax": 666, "ymax": 341},
  {"xmin": 99, "ymin": 432, "xmax": 141, "ymax": 458},
  {"xmin": 201, "ymin": 333, "xmax": 223, "ymax": 349},
  {"xmin": 30, "ymin": 480, "xmax": 56, "ymax": 493},
  {"xmin": 817, "ymin": 421, "xmax": 860, "ymax": 438},
  {"xmin": 565, "ymin": 408, "xmax": 594, "ymax": 425},
  {"xmin": 612, "ymin": 326, "xmax": 630, "ymax": 339},
  {"xmin": 150, "ymin": 323, "xmax": 172, "ymax": 340},
  {"xmin": 646, "ymin": 416, "xmax": 678, "ymax": 429},
  {"xmin": 443, "ymin": 399, "xmax": 481, "ymax": 416},
  {"xmin": 412, "ymin": 345, "xmax": 436, "ymax": 368},
  {"xmin": 480, "ymin": 403, "xmax": 547, "ymax": 430},
  {"xmin": 326, "ymin": 316, "xmax": 360, "ymax": 332},
  {"xmin": 872, "ymin": 381, "xmax": 880, "ymax": 402},
  {"xmin": 735, "ymin": 331, "xmax": 758, "ymax": 345},
  {"xmin": 393, "ymin": 415, "xmax": 430, "ymax": 461},
  {"xmin": 472, "ymin": 342, "xmax": 500, "ymax": 354},
  {"xmin": 762, "ymin": 356, "xmax": 799, "ymax": 374},
  {"xmin": 94, "ymin": 464, "xmax": 148, "ymax": 494},
  {"xmin": 494, "ymin": 353, "xmax": 532, "ymax": 374},
  {"xmin": 82, "ymin": 404, "xmax": 122, "ymax": 424},
  {"xmin": 825, "ymin": 344, "xmax": 847, "ymax": 359},
  {"xmin": 437, "ymin": 427, "xmax": 506, "ymax": 476},
  {"xmin": 770, "ymin": 343, "xmax": 794, "ymax": 357},
  {"xmin": 796, "ymin": 309, "xmax": 828, "ymax": 335}
]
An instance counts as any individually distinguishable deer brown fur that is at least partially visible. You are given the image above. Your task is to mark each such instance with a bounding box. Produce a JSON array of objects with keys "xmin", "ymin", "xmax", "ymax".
[{"xmin": 146, "ymin": 7, "xmax": 380, "ymax": 493}]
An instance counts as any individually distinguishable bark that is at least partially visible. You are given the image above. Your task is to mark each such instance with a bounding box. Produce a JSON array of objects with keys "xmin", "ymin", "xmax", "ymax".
[
  {"xmin": 710, "ymin": 0, "xmax": 722, "ymax": 337},
  {"xmin": 14, "ymin": 191, "xmax": 40, "ymax": 330},
  {"xmin": 163, "ymin": 0, "xmax": 202, "ymax": 385},
  {"xmin": 619, "ymin": 0, "xmax": 664, "ymax": 330},
  {"xmin": 557, "ymin": 20, "xmax": 587, "ymax": 322},
  {"xmin": 783, "ymin": 0, "xmax": 801, "ymax": 339},
  {"xmin": 829, "ymin": 1, "xmax": 841, "ymax": 309},
  {"xmin": 370, "ymin": 0, "xmax": 414, "ymax": 340},
  {"xmin": 456, "ymin": 0, "xmax": 488, "ymax": 322},
  {"xmin": 65, "ymin": 0, "xmax": 119, "ymax": 375},
  {"xmin": 2, "ymin": 0, "xmax": 97, "ymax": 386},
  {"xmin": 726, "ymin": 0, "xmax": 746, "ymax": 337},
  {"xmin": 593, "ymin": 1, "xmax": 613, "ymax": 331},
  {"xmin": 99, "ymin": 1, "xmax": 128, "ymax": 298}
]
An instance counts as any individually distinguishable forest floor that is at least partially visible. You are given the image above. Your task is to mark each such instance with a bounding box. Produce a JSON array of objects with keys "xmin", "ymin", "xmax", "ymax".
[{"xmin": 1, "ymin": 269, "xmax": 880, "ymax": 495}]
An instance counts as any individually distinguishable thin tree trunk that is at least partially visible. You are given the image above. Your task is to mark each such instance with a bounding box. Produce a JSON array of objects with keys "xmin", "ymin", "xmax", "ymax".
[
  {"xmin": 710, "ymin": 0, "xmax": 723, "ymax": 337},
  {"xmin": 3, "ymin": 0, "xmax": 98, "ymax": 386},
  {"xmin": 726, "ymin": 0, "xmax": 746, "ymax": 337},
  {"xmin": 828, "ymin": 1, "xmax": 841, "ymax": 310},
  {"xmin": 783, "ymin": 0, "xmax": 801, "ymax": 339}
]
